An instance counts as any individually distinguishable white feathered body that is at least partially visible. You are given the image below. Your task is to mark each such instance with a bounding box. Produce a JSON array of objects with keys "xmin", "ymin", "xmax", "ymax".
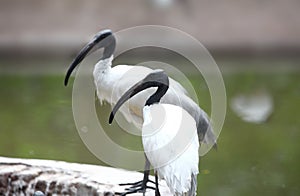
[
  {"xmin": 93, "ymin": 56, "xmax": 215, "ymax": 144},
  {"xmin": 142, "ymin": 103, "xmax": 199, "ymax": 195}
]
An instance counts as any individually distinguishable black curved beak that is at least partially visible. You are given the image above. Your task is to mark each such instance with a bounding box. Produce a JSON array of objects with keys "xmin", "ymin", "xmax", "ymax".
[
  {"xmin": 64, "ymin": 29, "xmax": 114, "ymax": 86},
  {"xmin": 109, "ymin": 70, "xmax": 169, "ymax": 124}
]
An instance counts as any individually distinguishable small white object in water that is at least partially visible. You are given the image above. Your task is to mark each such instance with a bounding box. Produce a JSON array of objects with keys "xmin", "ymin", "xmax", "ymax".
[{"xmin": 231, "ymin": 90, "xmax": 273, "ymax": 123}]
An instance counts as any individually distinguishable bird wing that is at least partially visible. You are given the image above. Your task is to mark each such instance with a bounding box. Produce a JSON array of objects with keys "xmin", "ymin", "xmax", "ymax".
[
  {"xmin": 169, "ymin": 77, "xmax": 188, "ymax": 95},
  {"xmin": 160, "ymin": 87, "xmax": 216, "ymax": 147},
  {"xmin": 95, "ymin": 63, "xmax": 216, "ymax": 146}
]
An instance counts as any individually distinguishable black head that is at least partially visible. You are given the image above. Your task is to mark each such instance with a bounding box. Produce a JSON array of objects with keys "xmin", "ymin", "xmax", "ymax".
[
  {"xmin": 64, "ymin": 29, "xmax": 116, "ymax": 86},
  {"xmin": 109, "ymin": 70, "xmax": 169, "ymax": 124}
]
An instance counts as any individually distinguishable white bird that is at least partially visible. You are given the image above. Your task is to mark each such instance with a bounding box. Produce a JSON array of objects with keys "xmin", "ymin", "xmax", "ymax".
[
  {"xmin": 64, "ymin": 29, "xmax": 215, "ymax": 194},
  {"xmin": 109, "ymin": 70, "xmax": 199, "ymax": 196}
]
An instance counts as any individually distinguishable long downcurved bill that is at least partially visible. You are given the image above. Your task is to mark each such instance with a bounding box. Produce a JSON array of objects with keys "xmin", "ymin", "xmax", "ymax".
[
  {"xmin": 64, "ymin": 30, "xmax": 113, "ymax": 86},
  {"xmin": 109, "ymin": 70, "xmax": 169, "ymax": 124}
]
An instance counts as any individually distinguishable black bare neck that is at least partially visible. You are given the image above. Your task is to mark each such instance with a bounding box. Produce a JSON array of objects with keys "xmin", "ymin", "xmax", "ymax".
[{"xmin": 145, "ymin": 82, "xmax": 169, "ymax": 106}]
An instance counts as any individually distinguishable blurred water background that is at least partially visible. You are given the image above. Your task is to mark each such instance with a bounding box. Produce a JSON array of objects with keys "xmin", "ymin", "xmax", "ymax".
[{"xmin": 0, "ymin": 0, "xmax": 299, "ymax": 195}]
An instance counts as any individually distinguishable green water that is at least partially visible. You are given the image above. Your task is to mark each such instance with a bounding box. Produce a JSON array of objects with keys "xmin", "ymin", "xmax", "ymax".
[{"xmin": 0, "ymin": 61, "xmax": 299, "ymax": 195}]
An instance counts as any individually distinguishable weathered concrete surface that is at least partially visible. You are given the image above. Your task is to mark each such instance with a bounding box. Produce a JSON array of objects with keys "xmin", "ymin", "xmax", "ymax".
[{"xmin": 0, "ymin": 156, "xmax": 171, "ymax": 196}]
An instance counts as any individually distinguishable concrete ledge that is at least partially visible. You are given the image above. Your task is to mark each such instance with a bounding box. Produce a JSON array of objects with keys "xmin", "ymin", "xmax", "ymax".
[{"xmin": 0, "ymin": 156, "xmax": 171, "ymax": 195}]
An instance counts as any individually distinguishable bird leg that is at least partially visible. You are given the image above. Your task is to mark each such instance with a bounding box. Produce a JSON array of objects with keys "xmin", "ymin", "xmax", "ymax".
[
  {"xmin": 155, "ymin": 171, "xmax": 161, "ymax": 196},
  {"xmin": 116, "ymin": 155, "xmax": 156, "ymax": 195}
]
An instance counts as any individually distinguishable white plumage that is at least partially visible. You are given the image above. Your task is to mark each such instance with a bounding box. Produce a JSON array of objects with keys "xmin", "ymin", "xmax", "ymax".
[
  {"xmin": 93, "ymin": 56, "xmax": 215, "ymax": 145},
  {"xmin": 142, "ymin": 104, "xmax": 199, "ymax": 195}
]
